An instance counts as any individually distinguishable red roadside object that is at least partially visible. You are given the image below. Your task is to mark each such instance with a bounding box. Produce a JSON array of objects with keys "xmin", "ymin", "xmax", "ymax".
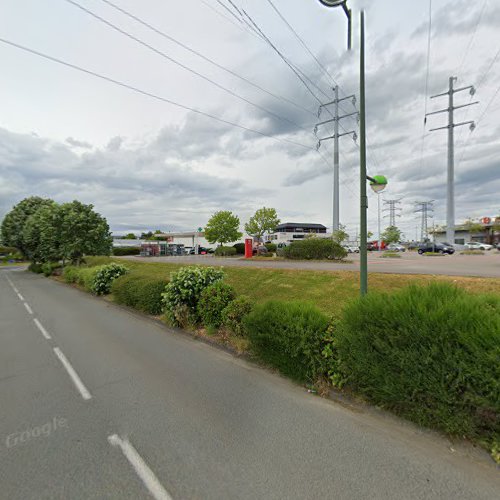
[{"xmin": 244, "ymin": 238, "xmax": 253, "ymax": 258}]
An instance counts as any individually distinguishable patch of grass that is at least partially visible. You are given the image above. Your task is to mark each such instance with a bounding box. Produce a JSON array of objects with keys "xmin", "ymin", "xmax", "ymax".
[
  {"xmin": 423, "ymin": 252, "xmax": 446, "ymax": 257},
  {"xmin": 380, "ymin": 251, "xmax": 401, "ymax": 258},
  {"xmin": 460, "ymin": 250, "xmax": 485, "ymax": 255},
  {"xmin": 84, "ymin": 256, "xmax": 500, "ymax": 318}
]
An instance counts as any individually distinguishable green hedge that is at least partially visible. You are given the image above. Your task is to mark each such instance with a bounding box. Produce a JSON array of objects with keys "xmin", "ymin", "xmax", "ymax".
[
  {"xmin": 244, "ymin": 301, "xmax": 330, "ymax": 382},
  {"xmin": 112, "ymin": 274, "xmax": 167, "ymax": 315},
  {"xmin": 264, "ymin": 242, "xmax": 277, "ymax": 252},
  {"xmin": 198, "ymin": 282, "xmax": 235, "ymax": 328},
  {"xmin": 113, "ymin": 246, "xmax": 141, "ymax": 256},
  {"xmin": 334, "ymin": 283, "xmax": 500, "ymax": 441},
  {"xmin": 283, "ymin": 238, "xmax": 347, "ymax": 260},
  {"xmin": 214, "ymin": 246, "xmax": 237, "ymax": 256},
  {"xmin": 222, "ymin": 296, "xmax": 253, "ymax": 336},
  {"xmin": 233, "ymin": 243, "xmax": 245, "ymax": 255}
]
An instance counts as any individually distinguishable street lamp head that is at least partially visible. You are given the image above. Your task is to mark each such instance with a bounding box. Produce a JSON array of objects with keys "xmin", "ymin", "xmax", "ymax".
[
  {"xmin": 370, "ymin": 175, "xmax": 388, "ymax": 193},
  {"xmin": 317, "ymin": 0, "xmax": 346, "ymax": 7}
]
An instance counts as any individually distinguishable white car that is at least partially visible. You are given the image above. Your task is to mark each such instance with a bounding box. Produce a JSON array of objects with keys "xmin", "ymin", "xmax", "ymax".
[
  {"xmin": 386, "ymin": 243, "xmax": 406, "ymax": 252},
  {"xmin": 343, "ymin": 245, "xmax": 359, "ymax": 253},
  {"xmin": 465, "ymin": 241, "xmax": 494, "ymax": 251}
]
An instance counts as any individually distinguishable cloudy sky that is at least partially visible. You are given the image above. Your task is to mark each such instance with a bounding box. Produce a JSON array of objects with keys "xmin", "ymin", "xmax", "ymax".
[{"xmin": 0, "ymin": 0, "xmax": 499, "ymax": 239}]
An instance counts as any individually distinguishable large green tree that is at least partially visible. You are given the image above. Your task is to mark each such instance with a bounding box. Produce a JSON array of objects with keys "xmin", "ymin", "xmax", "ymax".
[
  {"xmin": 22, "ymin": 202, "xmax": 62, "ymax": 263},
  {"xmin": 57, "ymin": 201, "xmax": 112, "ymax": 264},
  {"xmin": 244, "ymin": 207, "xmax": 280, "ymax": 242},
  {"xmin": 381, "ymin": 225, "xmax": 402, "ymax": 245},
  {"xmin": 205, "ymin": 211, "xmax": 242, "ymax": 245},
  {"xmin": 1, "ymin": 196, "xmax": 53, "ymax": 254}
]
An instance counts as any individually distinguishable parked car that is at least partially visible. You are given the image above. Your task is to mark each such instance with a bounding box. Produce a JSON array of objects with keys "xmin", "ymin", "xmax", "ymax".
[
  {"xmin": 342, "ymin": 245, "xmax": 359, "ymax": 253},
  {"xmin": 418, "ymin": 242, "xmax": 455, "ymax": 255},
  {"xmin": 386, "ymin": 243, "xmax": 406, "ymax": 252},
  {"xmin": 189, "ymin": 246, "xmax": 212, "ymax": 255},
  {"xmin": 252, "ymin": 246, "xmax": 269, "ymax": 256},
  {"xmin": 464, "ymin": 241, "xmax": 494, "ymax": 251}
]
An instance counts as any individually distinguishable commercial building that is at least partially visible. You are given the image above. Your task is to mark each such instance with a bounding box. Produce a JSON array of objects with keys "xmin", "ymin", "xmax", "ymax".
[
  {"xmin": 265, "ymin": 222, "xmax": 328, "ymax": 245},
  {"xmin": 433, "ymin": 216, "xmax": 500, "ymax": 245}
]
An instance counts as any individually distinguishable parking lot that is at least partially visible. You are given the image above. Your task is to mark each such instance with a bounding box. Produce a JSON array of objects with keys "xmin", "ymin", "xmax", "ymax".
[{"xmin": 123, "ymin": 250, "xmax": 500, "ymax": 278}]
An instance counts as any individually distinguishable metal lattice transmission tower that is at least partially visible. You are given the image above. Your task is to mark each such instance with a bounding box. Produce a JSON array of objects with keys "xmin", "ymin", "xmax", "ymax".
[
  {"xmin": 314, "ymin": 86, "xmax": 358, "ymax": 231},
  {"xmin": 414, "ymin": 201, "xmax": 434, "ymax": 242},
  {"xmin": 425, "ymin": 77, "xmax": 478, "ymax": 244},
  {"xmin": 382, "ymin": 199, "xmax": 402, "ymax": 227}
]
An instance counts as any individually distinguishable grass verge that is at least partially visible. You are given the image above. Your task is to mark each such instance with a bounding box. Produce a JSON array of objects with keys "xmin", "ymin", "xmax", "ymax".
[{"xmin": 84, "ymin": 256, "xmax": 500, "ymax": 319}]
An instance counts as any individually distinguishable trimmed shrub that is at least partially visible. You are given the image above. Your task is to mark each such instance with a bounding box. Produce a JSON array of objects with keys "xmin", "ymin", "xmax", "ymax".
[
  {"xmin": 161, "ymin": 266, "xmax": 224, "ymax": 326},
  {"xmin": 112, "ymin": 275, "xmax": 167, "ymax": 315},
  {"xmin": 283, "ymin": 238, "xmax": 347, "ymax": 260},
  {"xmin": 78, "ymin": 267, "xmax": 100, "ymax": 291},
  {"xmin": 334, "ymin": 283, "xmax": 500, "ymax": 441},
  {"xmin": 214, "ymin": 246, "xmax": 237, "ymax": 256},
  {"xmin": 42, "ymin": 262, "xmax": 62, "ymax": 277},
  {"xmin": 63, "ymin": 266, "xmax": 77, "ymax": 283},
  {"xmin": 198, "ymin": 282, "xmax": 235, "ymax": 328},
  {"xmin": 233, "ymin": 243, "xmax": 245, "ymax": 255},
  {"xmin": 244, "ymin": 301, "xmax": 330, "ymax": 382},
  {"xmin": 91, "ymin": 263, "xmax": 129, "ymax": 295},
  {"xmin": 28, "ymin": 263, "xmax": 44, "ymax": 273},
  {"xmin": 113, "ymin": 246, "xmax": 141, "ymax": 256},
  {"xmin": 264, "ymin": 242, "xmax": 277, "ymax": 252},
  {"xmin": 221, "ymin": 296, "xmax": 253, "ymax": 336}
]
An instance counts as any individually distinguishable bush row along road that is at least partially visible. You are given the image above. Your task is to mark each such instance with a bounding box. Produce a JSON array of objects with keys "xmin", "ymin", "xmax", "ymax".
[
  {"xmin": 122, "ymin": 252, "xmax": 500, "ymax": 278},
  {"xmin": 1, "ymin": 269, "xmax": 499, "ymax": 499}
]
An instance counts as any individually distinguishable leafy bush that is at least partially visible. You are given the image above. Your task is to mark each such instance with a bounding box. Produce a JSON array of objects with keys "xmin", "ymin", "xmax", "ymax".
[
  {"xmin": 283, "ymin": 238, "xmax": 347, "ymax": 260},
  {"xmin": 214, "ymin": 246, "xmax": 237, "ymax": 256},
  {"xmin": 91, "ymin": 263, "xmax": 129, "ymax": 295},
  {"xmin": 113, "ymin": 246, "xmax": 141, "ymax": 256},
  {"xmin": 334, "ymin": 283, "xmax": 500, "ymax": 441},
  {"xmin": 63, "ymin": 266, "xmax": 77, "ymax": 283},
  {"xmin": 233, "ymin": 243, "xmax": 245, "ymax": 255},
  {"xmin": 161, "ymin": 266, "xmax": 225, "ymax": 326},
  {"xmin": 42, "ymin": 262, "xmax": 62, "ymax": 276},
  {"xmin": 28, "ymin": 262, "xmax": 44, "ymax": 273},
  {"xmin": 78, "ymin": 267, "xmax": 100, "ymax": 291},
  {"xmin": 112, "ymin": 274, "xmax": 167, "ymax": 315},
  {"xmin": 244, "ymin": 301, "xmax": 330, "ymax": 381},
  {"xmin": 264, "ymin": 242, "xmax": 277, "ymax": 252},
  {"xmin": 221, "ymin": 296, "xmax": 253, "ymax": 336},
  {"xmin": 198, "ymin": 282, "xmax": 235, "ymax": 328}
]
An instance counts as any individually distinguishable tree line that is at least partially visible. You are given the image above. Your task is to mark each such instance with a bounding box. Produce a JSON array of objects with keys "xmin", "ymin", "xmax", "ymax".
[{"xmin": 1, "ymin": 197, "xmax": 112, "ymax": 265}]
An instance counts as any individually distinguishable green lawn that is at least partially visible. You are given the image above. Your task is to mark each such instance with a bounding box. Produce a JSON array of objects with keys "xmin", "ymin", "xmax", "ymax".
[{"xmin": 85, "ymin": 256, "xmax": 500, "ymax": 318}]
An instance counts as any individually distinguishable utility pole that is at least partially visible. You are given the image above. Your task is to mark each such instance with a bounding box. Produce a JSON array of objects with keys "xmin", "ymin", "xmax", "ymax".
[
  {"xmin": 383, "ymin": 199, "xmax": 402, "ymax": 227},
  {"xmin": 426, "ymin": 77, "xmax": 478, "ymax": 245},
  {"xmin": 414, "ymin": 201, "xmax": 434, "ymax": 242},
  {"xmin": 315, "ymin": 87, "xmax": 358, "ymax": 232}
]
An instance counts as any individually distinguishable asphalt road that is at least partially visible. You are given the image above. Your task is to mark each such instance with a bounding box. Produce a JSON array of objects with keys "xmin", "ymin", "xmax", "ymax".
[
  {"xmin": 1, "ymin": 269, "xmax": 499, "ymax": 499},
  {"xmin": 122, "ymin": 251, "xmax": 500, "ymax": 278}
]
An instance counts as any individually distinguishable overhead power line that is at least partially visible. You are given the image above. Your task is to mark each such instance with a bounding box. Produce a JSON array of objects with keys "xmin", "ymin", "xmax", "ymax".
[
  {"xmin": 0, "ymin": 37, "xmax": 315, "ymax": 151},
  {"xmin": 63, "ymin": 0, "xmax": 312, "ymax": 134},
  {"xmin": 264, "ymin": 0, "xmax": 337, "ymax": 87},
  {"xmin": 95, "ymin": 0, "xmax": 315, "ymax": 117}
]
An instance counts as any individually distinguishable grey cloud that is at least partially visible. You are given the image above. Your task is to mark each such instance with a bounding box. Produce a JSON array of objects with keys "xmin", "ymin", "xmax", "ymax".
[{"xmin": 66, "ymin": 137, "xmax": 93, "ymax": 149}]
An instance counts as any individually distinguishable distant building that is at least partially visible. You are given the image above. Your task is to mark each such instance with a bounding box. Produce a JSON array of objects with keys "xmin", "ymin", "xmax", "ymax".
[
  {"xmin": 266, "ymin": 222, "xmax": 328, "ymax": 245},
  {"xmin": 432, "ymin": 216, "xmax": 499, "ymax": 245}
]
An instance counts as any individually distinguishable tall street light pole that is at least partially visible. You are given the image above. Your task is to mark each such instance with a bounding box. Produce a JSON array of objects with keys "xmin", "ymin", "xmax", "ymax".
[
  {"xmin": 316, "ymin": 3, "xmax": 384, "ymax": 295},
  {"xmin": 359, "ymin": 10, "xmax": 368, "ymax": 295}
]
